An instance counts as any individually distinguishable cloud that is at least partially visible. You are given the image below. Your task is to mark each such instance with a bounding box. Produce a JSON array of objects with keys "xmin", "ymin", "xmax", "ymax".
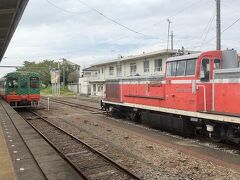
[{"xmin": 1, "ymin": 0, "xmax": 240, "ymax": 77}]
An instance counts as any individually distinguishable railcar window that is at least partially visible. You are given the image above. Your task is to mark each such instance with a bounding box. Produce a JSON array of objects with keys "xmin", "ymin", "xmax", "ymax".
[
  {"xmin": 166, "ymin": 61, "xmax": 177, "ymax": 76},
  {"xmin": 176, "ymin": 61, "xmax": 186, "ymax": 76},
  {"xmin": 30, "ymin": 77, "xmax": 39, "ymax": 88},
  {"xmin": 8, "ymin": 78, "xmax": 18, "ymax": 88},
  {"xmin": 214, "ymin": 59, "xmax": 221, "ymax": 69},
  {"xmin": 186, "ymin": 59, "xmax": 197, "ymax": 76},
  {"xmin": 200, "ymin": 59, "xmax": 210, "ymax": 82}
]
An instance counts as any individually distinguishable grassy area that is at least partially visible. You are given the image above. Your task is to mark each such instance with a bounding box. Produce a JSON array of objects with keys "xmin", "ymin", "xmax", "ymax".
[{"xmin": 41, "ymin": 86, "xmax": 75, "ymax": 96}]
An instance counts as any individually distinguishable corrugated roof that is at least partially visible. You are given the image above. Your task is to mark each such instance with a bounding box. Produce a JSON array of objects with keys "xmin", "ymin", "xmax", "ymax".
[
  {"xmin": 92, "ymin": 49, "xmax": 178, "ymax": 66},
  {"xmin": 0, "ymin": 0, "xmax": 29, "ymax": 61},
  {"xmin": 92, "ymin": 49, "xmax": 200, "ymax": 66}
]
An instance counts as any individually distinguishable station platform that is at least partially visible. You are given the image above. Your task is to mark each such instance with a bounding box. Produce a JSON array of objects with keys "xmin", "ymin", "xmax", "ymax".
[{"xmin": 0, "ymin": 99, "xmax": 83, "ymax": 180}]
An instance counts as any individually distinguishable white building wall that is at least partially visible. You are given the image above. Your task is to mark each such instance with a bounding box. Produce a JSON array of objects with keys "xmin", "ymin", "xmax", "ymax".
[
  {"xmin": 79, "ymin": 77, "xmax": 89, "ymax": 95},
  {"xmin": 84, "ymin": 49, "xmax": 193, "ymax": 97},
  {"xmin": 95, "ymin": 55, "xmax": 168, "ymax": 79},
  {"xmin": 68, "ymin": 84, "xmax": 80, "ymax": 94}
]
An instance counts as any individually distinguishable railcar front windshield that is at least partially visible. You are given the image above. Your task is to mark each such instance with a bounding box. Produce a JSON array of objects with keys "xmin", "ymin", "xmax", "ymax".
[
  {"xmin": 166, "ymin": 58, "xmax": 197, "ymax": 77},
  {"xmin": 8, "ymin": 78, "xmax": 18, "ymax": 88},
  {"xmin": 30, "ymin": 77, "xmax": 40, "ymax": 88}
]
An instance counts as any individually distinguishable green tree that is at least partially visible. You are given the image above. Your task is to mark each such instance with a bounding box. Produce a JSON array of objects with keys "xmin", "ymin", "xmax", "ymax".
[
  {"xmin": 17, "ymin": 60, "xmax": 58, "ymax": 87},
  {"xmin": 17, "ymin": 59, "xmax": 79, "ymax": 87}
]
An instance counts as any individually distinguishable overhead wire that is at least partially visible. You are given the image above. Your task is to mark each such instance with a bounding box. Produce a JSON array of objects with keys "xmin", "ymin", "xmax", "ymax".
[
  {"xmin": 44, "ymin": 0, "xmax": 210, "ymax": 56},
  {"xmin": 46, "ymin": 0, "xmax": 207, "ymax": 43},
  {"xmin": 45, "ymin": 0, "xmax": 92, "ymax": 15},
  {"xmin": 199, "ymin": 16, "xmax": 240, "ymax": 47},
  {"xmin": 46, "ymin": 0, "xmax": 161, "ymax": 39},
  {"xmin": 76, "ymin": 0, "xmax": 161, "ymax": 39},
  {"xmin": 221, "ymin": 17, "xmax": 240, "ymax": 33},
  {"xmin": 199, "ymin": 11, "xmax": 216, "ymax": 41},
  {"xmin": 104, "ymin": 0, "xmax": 205, "ymax": 44},
  {"xmin": 199, "ymin": 12, "xmax": 215, "ymax": 48},
  {"xmin": 32, "ymin": 0, "xmax": 240, "ymax": 58},
  {"xmin": 152, "ymin": 0, "xmax": 204, "ymax": 27}
]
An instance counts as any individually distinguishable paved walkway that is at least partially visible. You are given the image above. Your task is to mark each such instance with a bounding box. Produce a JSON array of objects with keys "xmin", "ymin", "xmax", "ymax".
[{"xmin": 0, "ymin": 105, "xmax": 16, "ymax": 180}]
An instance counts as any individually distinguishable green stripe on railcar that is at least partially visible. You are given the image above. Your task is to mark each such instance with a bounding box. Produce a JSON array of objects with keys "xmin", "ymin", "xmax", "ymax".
[{"xmin": 5, "ymin": 71, "xmax": 40, "ymax": 95}]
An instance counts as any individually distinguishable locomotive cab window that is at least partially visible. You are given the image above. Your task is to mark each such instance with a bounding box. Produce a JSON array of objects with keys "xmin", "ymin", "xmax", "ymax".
[
  {"xmin": 166, "ymin": 61, "xmax": 177, "ymax": 77},
  {"xmin": 200, "ymin": 58, "xmax": 210, "ymax": 82},
  {"xmin": 8, "ymin": 78, "xmax": 18, "ymax": 88},
  {"xmin": 186, "ymin": 59, "xmax": 197, "ymax": 76},
  {"xmin": 30, "ymin": 77, "xmax": 40, "ymax": 88},
  {"xmin": 176, "ymin": 60, "xmax": 186, "ymax": 76},
  {"xmin": 167, "ymin": 59, "xmax": 197, "ymax": 77},
  {"xmin": 214, "ymin": 59, "xmax": 221, "ymax": 69}
]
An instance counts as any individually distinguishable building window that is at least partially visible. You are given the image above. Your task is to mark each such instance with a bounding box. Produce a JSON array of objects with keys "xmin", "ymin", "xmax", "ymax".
[
  {"xmin": 98, "ymin": 69, "xmax": 100, "ymax": 74},
  {"xmin": 117, "ymin": 65, "xmax": 122, "ymax": 76},
  {"xmin": 97, "ymin": 85, "xmax": 103, "ymax": 92},
  {"xmin": 97, "ymin": 85, "xmax": 101, "ymax": 92},
  {"xmin": 154, "ymin": 59, "xmax": 162, "ymax": 72},
  {"xmin": 92, "ymin": 71, "xmax": 97, "ymax": 77},
  {"xmin": 109, "ymin": 66, "xmax": 114, "ymax": 76},
  {"xmin": 143, "ymin": 60, "xmax": 149, "ymax": 72},
  {"xmin": 93, "ymin": 84, "xmax": 96, "ymax": 93},
  {"xmin": 101, "ymin": 68, "xmax": 104, "ymax": 74},
  {"xmin": 130, "ymin": 63, "xmax": 137, "ymax": 76}
]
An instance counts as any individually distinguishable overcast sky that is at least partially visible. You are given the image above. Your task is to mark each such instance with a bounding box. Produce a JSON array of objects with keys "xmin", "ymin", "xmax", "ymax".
[{"xmin": 1, "ymin": 0, "xmax": 240, "ymax": 76}]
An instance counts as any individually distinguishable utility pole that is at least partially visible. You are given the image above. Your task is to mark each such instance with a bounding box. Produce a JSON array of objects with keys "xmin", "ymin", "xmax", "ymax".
[
  {"xmin": 216, "ymin": 0, "xmax": 221, "ymax": 50},
  {"xmin": 167, "ymin": 19, "xmax": 172, "ymax": 52},
  {"xmin": 61, "ymin": 58, "xmax": 66, "ymax": 87},
  {"xmin": 170, "ymin": 31, "xmax": 174, "ymax": 50}
]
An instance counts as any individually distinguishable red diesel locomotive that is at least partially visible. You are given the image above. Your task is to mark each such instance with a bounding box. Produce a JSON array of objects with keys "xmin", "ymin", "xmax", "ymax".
[{"xmin": 101, "ymin": 49, "xmax": 240, "ymax": 143}]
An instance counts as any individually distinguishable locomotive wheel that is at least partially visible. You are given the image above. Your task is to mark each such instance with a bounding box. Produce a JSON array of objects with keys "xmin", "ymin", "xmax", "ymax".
[
  {"xmin": 128, "ymin": 110, "xmax": 141, "ymax": 123},
  {"xmin": 209, "ymin": 124, "xmax": 222, "ymax": 143},
  {"xmin": 210, "ymin": 134, "xmax": 222, "ymax": 143}
]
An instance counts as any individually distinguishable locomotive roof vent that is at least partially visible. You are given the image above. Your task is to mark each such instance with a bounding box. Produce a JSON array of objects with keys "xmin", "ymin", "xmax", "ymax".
[{"xmin": 222, "ymin": 49, "xmax": 238, "ymax": 69}]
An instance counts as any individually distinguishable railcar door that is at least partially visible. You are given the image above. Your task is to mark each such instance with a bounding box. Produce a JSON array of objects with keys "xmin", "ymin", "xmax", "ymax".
[
  {"xmin": 19, "ymin": 76, "xmax": 29, "ymax": 95},
  {"xmin": 197, "ymin": 58, "xmax": 214, "ymax": 112}
]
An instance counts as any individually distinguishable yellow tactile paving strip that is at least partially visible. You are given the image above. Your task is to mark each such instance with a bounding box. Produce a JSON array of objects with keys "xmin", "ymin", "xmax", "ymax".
[{"xmin": 0, "ymin": 122, "xmax": 16, "ymax": 180}]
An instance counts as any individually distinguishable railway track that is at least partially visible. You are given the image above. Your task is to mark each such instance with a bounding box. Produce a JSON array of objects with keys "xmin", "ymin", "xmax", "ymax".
[
  {"xmin": 41, "ymin": 97, "xmax": 101, "ymax": 113},
  {"xmin": 42, "ymin": 97, "xmax": 240, "ymax": 150},
  {"xmin": 19, "ymin": 110, "xmax": 141, "ymax": 180}
]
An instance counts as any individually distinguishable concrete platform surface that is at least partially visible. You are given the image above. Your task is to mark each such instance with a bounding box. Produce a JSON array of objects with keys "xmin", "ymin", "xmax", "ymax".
[
  {"xmin": 0, "ymin": 115, "xmax": 15, "ymax": 180},
  {"xmin": 0, "ymin": 99, "xmax": 84, "ymax": 180}
]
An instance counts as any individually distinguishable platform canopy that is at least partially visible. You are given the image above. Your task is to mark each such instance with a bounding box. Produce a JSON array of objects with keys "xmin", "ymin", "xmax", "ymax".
[{"xmin": 0, "ymin": 0, "xmax": 28, "ymax": 62}]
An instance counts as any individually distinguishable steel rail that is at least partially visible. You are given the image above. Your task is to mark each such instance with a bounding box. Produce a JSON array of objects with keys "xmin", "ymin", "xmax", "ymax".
[
  {"xmin": 22, "ymin": 110, "xmax": 141, "ymax": 180},
  {"xmin": 19, "ymin": 110, "xmax": 89, "ymax": 180},
  {"xmin": 0, "ymin": 103, "xmax": 48, "ymax": 180},
  {"xmin": 41, "ymin": 97, "xmax": 101, "ymax": 112}
]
